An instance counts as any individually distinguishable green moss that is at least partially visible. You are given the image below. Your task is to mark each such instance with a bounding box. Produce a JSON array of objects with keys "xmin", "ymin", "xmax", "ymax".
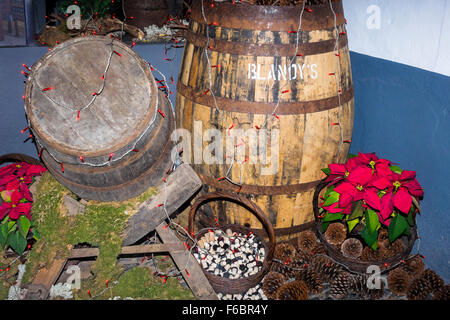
[
  {"xmin": 22, "ymin": 172, "xmax": 70, "ymax": 285},
  {"xmin": 74, "ymin": 266, "xmax": 194, "ymax": 300},
  {"xmin": 0, "ymin": 281, "xmax": 8, "ymax": 300},
  {"xmin": 67, "ymin": 204, "xmax": 128, "ymax": 286},
  {"xmin": 22, "ymin": 173, "xmax": 194, "ymax": 300}
]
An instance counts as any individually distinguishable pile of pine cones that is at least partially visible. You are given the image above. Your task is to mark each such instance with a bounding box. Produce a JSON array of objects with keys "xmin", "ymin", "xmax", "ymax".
[
  {"xmin": 387, "ymin": 256, "xmax": 449, "ymax": 300},
  {"xmin": 262, "ymin": 230, "xmax": 449, "ymax": 300}
]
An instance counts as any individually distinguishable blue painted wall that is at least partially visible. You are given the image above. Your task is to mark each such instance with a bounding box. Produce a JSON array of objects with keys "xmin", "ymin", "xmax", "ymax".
[
  {"xmin": 0, "ymin": 45, "xmax": 448, "ymax": 282},
  {"xmin": 349, "ymin": 52, "xmax": 450, "ymax": 281}
]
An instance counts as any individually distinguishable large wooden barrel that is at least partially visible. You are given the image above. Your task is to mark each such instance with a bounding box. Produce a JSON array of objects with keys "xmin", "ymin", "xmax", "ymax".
[
  {"xmin": 25, "ymin": 36, "xmax": 174, "ymax": 202},
  {"xmin": 176, "ymin": 0, "xmax": 354, "ymax": 240},
  {"xmin": 124, "ymin": 0, "xmax": 169, "ymax": 28}
]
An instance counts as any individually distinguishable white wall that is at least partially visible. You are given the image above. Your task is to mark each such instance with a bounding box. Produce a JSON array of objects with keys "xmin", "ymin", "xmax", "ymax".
[{"xmin": 343, "ymin": 0, "xmax": 450, "ymax": 77}]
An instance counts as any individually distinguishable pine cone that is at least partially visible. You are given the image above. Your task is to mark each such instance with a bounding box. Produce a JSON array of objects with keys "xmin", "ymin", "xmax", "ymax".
[
  {"xmin": 360, "ymin": 246, "xmax": 388, "ymax": 262},
  {"xmin": 276, "ymin": 280, "xmax": 309, "ymax": 300},
  {"xmin": 296, "ymin": 230, "xmax": 317, "ymax": 254},
  {"xmin": 420, "ymin": 269, "xmax": 444, "ymax": 293},
  {"xmin": 270, "ymin": 249, "xmax": 309, "ymax": 279},
  {"xmin": 295, "ymin": 268, "xmax": 323, "ymax": 294},
  {"xmin": 401, "ymin": 255, "xmax": 425, "ymax": 277},
  {"xmin": 407, "ymin": 276, "xmax": 431, "ymax": 300},
  {"xmin": 324, "ymin": 223, "xmax": 347, "ymax": 246},
  {"xmin": 387, "ymin": 268, "xmax": 411, "ymax": 295},
  {"xmin": 340, "ymin": 238, "xmax": 363, "ymax": 259},
  {"xmin": 330, "ymin": 272, "xmax": 351, "ymax": 299},
  {"xmin": 351, "ymin": 273, "xmax": 385, "ymax": 300},
  {"xmin": 310, "ymin": 242, "xmax": 326, "ymax": 256},
  {"xmin": 274, "ymin": 243, "xmax": 296, "ymax": 262},
  {"xmin": 434, "ymin": 284, "xmax": 450, "ymax": 301},
  {"xmin": 382, "ymin": 239, "xmax": 407, "ymax": 259},
  {"xmin": 262, "ymin": 272, "xmax": 286, "ymax": 300},
  {"xmin": 378, "ymin": 228, "xmax": 389, "ymax": 244},
  {"xmin": 350, "ymin": 274, "xmax": 371, "ymax": 300},
  {"xmin": 270, "ymin": 260, "xmax": 295, "ymax": 279},
  {"xmin": 310, "ymin": 255, "xmax": 342, "ymax": 283}
]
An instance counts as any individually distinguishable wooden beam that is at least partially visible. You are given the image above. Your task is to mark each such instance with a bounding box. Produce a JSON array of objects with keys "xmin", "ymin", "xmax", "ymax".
[
  {"xmin": 122, "ymin": 164, "xmax": 202, "ymax": 245},
  {"xmin": 68, "ymin": 243, "xmax": 186, "ymax": 259},
  {"xmin": 156, "ymin": 223, "xmax": 218, "ymax": 300}
]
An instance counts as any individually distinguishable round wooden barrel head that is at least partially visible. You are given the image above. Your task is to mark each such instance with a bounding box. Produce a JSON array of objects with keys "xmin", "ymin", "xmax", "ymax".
[{"xmin": 25, "ymin": 36, "xmax": 156, "ymax": 156}]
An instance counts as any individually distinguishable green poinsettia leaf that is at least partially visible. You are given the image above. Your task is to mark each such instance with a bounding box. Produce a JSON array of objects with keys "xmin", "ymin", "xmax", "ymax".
[
  {"xmin": 323, "ymin": 212, "xmax": 345, "ymax": 223},
  {"xmin": 6, "ymin": 231, "xmax": 27, "ymax": 255},
  {"xmin": 1, "ymin": 190, "xmax": 13, "ymax": 203},
  {"xmin": 361, "ymin": 225, "xmax": 378, "ymax": 251},
  {"xmin": 407, "ymin": 209, "xmax": 415, "ymax": 227},
  {"xmin": 389, "ymin": 166, "xmax": 403, "ymax": 174},
  {"xmin": 18, "ymin": 216, "xmax": 31, "ymax": 238},
  {"xmin": 348, "ymin": 201, "xmax": 364, "ymax": 221},
  {"xmin": 324, "ymin": 185, "xmax": 336, "ymax": 199},
  {"xmin": 32, "ymin": 228, "xmax": 40, "ymax": 241},
  {"xmin": 322, "ymin": 168, "xmax": 331, "ymax": 176},
  {"xmin": 388, "ymin": 213, "xmax": 409, "ymax": 243},
  {"xmin": 321, "ymin": 222, "xmax": 330, "ymax": 234},
  {"xmin": 365, "ymin": 209, "xmax": 380, "ymax": 235},
  {"xmin": 0, "ymin": 223, "xmax": 8, "ymax": 249},
  {"xmin": 347, "ymin": 218, "xmax": 360, "ymax": 233},
  {"xmin": 322, "ymin": 191, "xmax": 340, "ymax": 207},
  {"xmin": 7, "ymin": 220, "xmax": 16, "ymax": 233},
  {"xmin": 348, "ymin": 153, "xmax": 358, "ymax": 159}
]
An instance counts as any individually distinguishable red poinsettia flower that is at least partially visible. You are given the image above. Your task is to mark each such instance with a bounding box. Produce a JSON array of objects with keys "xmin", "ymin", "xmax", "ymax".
[
  {"xmin": 20, "ymin": 183, "xmax": 33, "ymax": 202},
  {"xmin": 0, "ymin": 190, "xmax": 32, "ymax": 220},
  {"xmin": 370, "ymin": 170, "xmax": 423, "ymax": 215},
  {"xmin": 378, "ymin": 192, "xmax": 394, "ymax": 226},
  {"xmin": 0, "ymin": 173, "xmax": 17, "ymax": 189},
  {"xmin": 325, "ymin": 157, "xmax": 362, "ymax": 184},
  {"xmin": 13, "ymin": 162, "xmax": 32, "ymax": 177},
  {"xmin": 26, "ymin": 164, "xmax": 46, "ymax": 177},
  {"xmin": 4, "ymin": 175, "xmax": 32, "ymax": 191},
  {"xmin": 322, "ymin": 201, "xmax": 352, "ymax": 215},
  {"xmin": 0, "ymin": 163, "xmax": 17, "ymax": 177},
  {"xmin": 332, "ymin": 166, "xmax": 381, "ymax": 211},
  {"xmin": 356, "ymin": 152, "xmax": 392, "ymax": 178}
]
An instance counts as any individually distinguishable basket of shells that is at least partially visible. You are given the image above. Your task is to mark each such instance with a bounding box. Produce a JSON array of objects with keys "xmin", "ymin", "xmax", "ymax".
[
  {"xmin": 312, "ymin": 152, "xmax": 421, "ymax": 274},
  {"xmin": 187, "ymin": 190, "xmax": 275, "ymax": 294}
]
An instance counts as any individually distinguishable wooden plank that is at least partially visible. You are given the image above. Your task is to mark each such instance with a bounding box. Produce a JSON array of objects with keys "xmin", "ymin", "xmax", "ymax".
[
  {"xmin": 25, "ymin": 245, "xmax": 73, "ymax": 300},
  {"xmin": 155, "ymin": 223, "xmax": 218, "ymax": 300},
  {"xmin": 122, "ymin": 163, "xmax": 203, "ymax": 245},
  {"xmin": 69, "ymin": 243, "xmax": 186, "ymax": 259}
]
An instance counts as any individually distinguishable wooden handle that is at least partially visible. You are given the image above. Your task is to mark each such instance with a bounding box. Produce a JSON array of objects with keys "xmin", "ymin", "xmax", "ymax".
[
  {"xmin": 187, "ymin": 190, "xmax": 275, "ymax": 263},
  {"xmin": 312, "ymin": 178, "xmax": 331, "ymax": 223},
  {"xmin": 0, "ymin": 153, "xmax": 43, "ymax": 166}
]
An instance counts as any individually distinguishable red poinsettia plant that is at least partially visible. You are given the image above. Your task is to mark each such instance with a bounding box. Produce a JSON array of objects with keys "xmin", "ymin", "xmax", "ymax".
[
  {"xmin": 0, "ymin": 162, "xmax": 46, "ymax": 254},
  {"xmin": 319, "ymin": 152, "xmax": 424, "ymax": 251}
]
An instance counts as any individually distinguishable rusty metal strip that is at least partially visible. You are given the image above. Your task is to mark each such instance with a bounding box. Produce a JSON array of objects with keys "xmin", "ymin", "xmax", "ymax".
[
  {"xmin": 185, "ymin": 29, "xmax": 348, "ymax": 57},
  {"xmin": 191, "ymin": 0, "xmax": 345, "ymax": 32},
  {"xmin": 177, "ymin": 82, "xmax": 354, "ymax": 115},
  {"xmin": 198, "ymin": 173, "xmax": 322, "ymax": 196}
]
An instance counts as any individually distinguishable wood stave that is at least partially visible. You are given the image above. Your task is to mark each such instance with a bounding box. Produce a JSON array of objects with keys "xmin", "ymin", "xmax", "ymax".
[
  {"xmin": 39, "ymin": 91, "xmax": 173, "ymax": 188},
  {"xmin": 176, "ymin": 0, "xmax": 354, "ymax": 239},
  {"xmin": 41, "ymin": 102, "xmax": 174, "ymax": 202},
  {"xmin": 25, "ymin": 36, "xmax": 157, "ymax": 159}
]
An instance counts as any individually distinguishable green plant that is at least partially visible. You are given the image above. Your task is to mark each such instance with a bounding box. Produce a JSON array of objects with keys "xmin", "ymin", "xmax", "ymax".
[
  {"xmin": 320, "ymin": 152, "xmax": 423, "ymax": 251},
  {"xmin": 0, "ymin": 162, "xmax": 46, "ymax": 254}
]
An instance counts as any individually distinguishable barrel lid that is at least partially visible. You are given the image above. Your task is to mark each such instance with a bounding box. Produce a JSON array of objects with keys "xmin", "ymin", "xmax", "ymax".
[{"xmin": 25, "ymin": 36, "xmax": 157, "ymax": 157}]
